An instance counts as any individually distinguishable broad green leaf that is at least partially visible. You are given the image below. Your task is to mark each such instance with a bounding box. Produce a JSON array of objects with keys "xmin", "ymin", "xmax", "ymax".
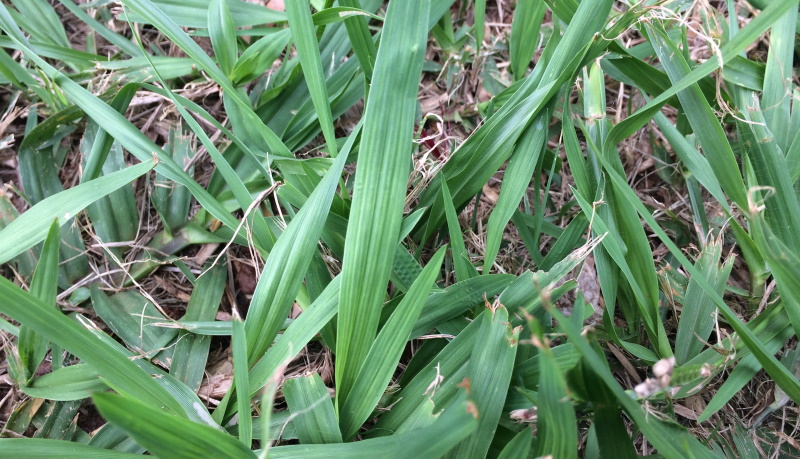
[
  {"xmin": 340, "ymin": 247, "xmax": 446, "ymax": 438},
  {"xmin": 286, "ymin": 0, "xmax": 338, "ymax": 157},
  {"xmin": 447, "ymin": 307, "xmax": 519, "ymax": 458},
  {"xmin": 284, "ymin": 373, "xmax": 342, "ymax": 444},
  {"xmin": 18, "ymin": 220, "xmax": 59, "ymax": 382},
  {"xmin": 0, "ymin": 278, "xmax": 185, "ymax": 416},
  {"xmin": 266, "ymin": 397, "xmax": 478, "ymax": 459},
  {"xmin": 0, "ymin": 159, "xmax": 154, "ymax": 264},
  {"xmin": 209, "ymin": 0, "xmax": 238, "ymax": 76},
  {"xmin": 93, "ymin": 392, "xmax": 255, "ymax": 459},
  {"xmin": 171, "ymin": 262, "xmax": 227, "ymax": 391},
  {"xmin": 0, "ymin": 439, "xmax": 142, "ymax": 458},
  {"xmin": 335, "ymin": 0, "xmax": 431, "ymax": 404}
]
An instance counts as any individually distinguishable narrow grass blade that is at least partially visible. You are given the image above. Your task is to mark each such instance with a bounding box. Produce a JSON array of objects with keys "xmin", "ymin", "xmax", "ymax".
[
  {"xmin": 605, "ymin": 0, "xmax": 799, "ymax": 170},
  {"xmin": 21, "ymin": 364, "xmax": 106, "ymax": 401},
  {"xmin": 55, "ymin": 0, "xmax": 141, "ymax": 57},
  {"xmin": 0, "ymin": 439, "xmax": 142, "ymax": 458},
  {"xmin": 674, "ymin": 240, "xmax": 734, "ymax": 364},
  {"xmin": 93, "ymin": 392, "xmax": 256, "ymax": 459},
  {"xmin": 0, "ymin": 279, "xmax": 185, "ymax": 416},
  {"xmin": 18, "ymin": 220, "xmax": 59, "ymax": 381},
  {"xmin": 335, "ymin": 0, "xmax": 431, "ymax": 404},
  {"xmin": 283, "ymin": 373, "xmax": 342, "ymax": 444},
  {"xmin": 509, "ymin": 0, "xmax": 545, "ymax": 80},
  {"xmin": 218, "ymin": 276, "xmax": 341, "ymax": 421},
  {"xmin": 497, "ymin": 426, "xmax": 532, "ymax": 459},
  {"xmin": 339, "ymin": 0, "xmax": 377, "ymax": 81},
  {"xmin": 646, "ymin": 22, "xmax": 748, "ymax": 209},
  {"xmin": 447, "ymin": 306, "xmax": 519, "ymax": 458},
  {"xmin": 534, "ymin": 333, "xmax": 577, "ymax": 459},
  {"xmin": 266, "ymin": 398, "xmax": 478, "ymax": 459},
  {"xmin": 374, "ymin": 314, "xmax": 483, "ymax": 434},
  {"xmin": 119, "ymin": 0, "xmax": 292, "ymax": 158},
  {"xmin": 484, "ymin": 109, "xmax": 549, "ymax": 272},
  {"xmin": 0, "ymin": 11, "xmax": 242, "ymax": 234},
  {"xmin": 91, "ymin": 288, "xmax": 176, "ymax": 358},
  {"xmin": 473, "ymin": 0, "xmax": 486, "ymax": 50},
  {"xmin": 0, "ymin": 159, "xmax": 154, "ymax": 264},
  {"xmin": 209, "ymin": 0, "xmax": 237, "ymax": 77},
  {"xmin": 591, "ymin": 128, "xmax": 800, "ymax": 406},
  {"xmin": 550, "ymin": 309, "xmax": 717, "ymax": 458},
  {"xmin": 286, "ymin": 0, "xmax": 338, "ymax": 157},
  {"xmin": 171, "ymin": 262, "xmax": 227, "ymax": 391},
  {"xmin": 410, "ymin": 274, "xmax": 514, "ymax": 338},
  {"xmin": 761, "ymin": 4, "xmax": 797, "ymax": 151},
  {"xmin": 244, "ymin": 127, "xmax": 357, "ymax": 364},
  {"xmin": 340, "ymin": 247, "xmax": 446, "ymax": 438},
  {"xmin": 120, "ymin": 0, "xmax": 285, "ymax": 28},
  {"xmin": 441, "ymin": 180, "xmax": 477, "ymax": 281},
  {"xmin": 232, "ymin": 318, "xmax": 252, "ymax": 448}
]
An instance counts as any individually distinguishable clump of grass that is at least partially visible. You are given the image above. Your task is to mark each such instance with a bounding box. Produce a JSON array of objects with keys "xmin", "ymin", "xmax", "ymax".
[{"xmin": 1, "ymin": 0, "xmax": 799, "ymax": 457}]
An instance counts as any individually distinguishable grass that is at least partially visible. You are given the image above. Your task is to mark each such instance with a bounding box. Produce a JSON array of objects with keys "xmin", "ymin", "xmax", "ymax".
[{"xmin": 0, "ymin": 0, "xmax": 799, "ymax": 456}]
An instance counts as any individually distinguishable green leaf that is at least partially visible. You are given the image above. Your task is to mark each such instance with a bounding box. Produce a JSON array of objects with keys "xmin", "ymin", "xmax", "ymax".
[
  {"xmin": 335, "ymin": 0, "xmax": 431, "ymax": 404},
  {"xmin": 484, "ymin": 108, "xmax": 550, "ymax": 271},
  {"xmin": 0, "ymin": 439, "xmax": 142, "ymax": 458},
  {"xmin": 21, "ymin": 364, "xmax": 106, "ymax": 401},
  {"xmin": 209, "ymin": 0, "xmax": 238, "ymax": 76},
  {"xmin": 244, "ymin": 126, "xmax": 358, "ymax": 364},
  {"xmin": 17, "ymin": 220, "xmax": 60, "ymax": 381},
  {"xmin": 509, "ymin": 0, "xmax": 545, "ymax": 80},
  {"xmin": 93, "ymin": 392, "xmax": 256, "ymax": 459},
  {"xmin": 284, "ymin": 373, "xmax": 342, "ymax": 444},
  {"xmin": 286, "ymin": 0, "xmax": 339, "ymax": 157},
  {"xmin": 441, "ymin": 180, "xmax": 477, "ymax": 281},
  {"xmin": 171, "ymin": 262, "xmax": 227, "ymax": 391},
  {"xmin": 497, "ymin": 426, "xmax": 532, "ymax": 459},
  {"xmin": 266, "ymin": 397, "xmax": 478, "ymax": 459},
  {"xmin": 0, "ymin": 159, "xmax": 154, "ymax": 265},
  {"xmin": 448, "ymin": 306, "xmax": 519, "ymax": 459},
  {"xmin": 232, "ymin": 318, "xmax": 252, "ymax": 448},
  {"xmin": 534, "ymin": 338, "xmax": 577, "ymax": 459},
  {"xmin": 0, "ymin": 278, "xmax": 185, "ymax": 416},
  {"xmin": 674, "ymin": 240, "xmax": 734, "ymax": 364},
  {"xmin": 340, "ymin": 247, "xmax": 446, "ymax": 438}
]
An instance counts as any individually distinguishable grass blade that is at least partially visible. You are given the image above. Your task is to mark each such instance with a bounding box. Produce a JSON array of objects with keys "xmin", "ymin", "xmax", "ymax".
[
  {"xmin": 17, "ymin": 220, "xmax": 59, "ymax": 381},
  {"xmin": 93, "ymin": 392, "xmax": 255, "ymax": 459},
  {"xmin": 0, "ymin": 159, "xmax": 154, "ymax": 264},
  {"xmin": 286, "ymin": 0, "xmax": 339, "ymax": 157},
  {"xmin": 283, "ymin": 373, "xmax": 342, "ymax": 444},
  {"xmin": 335, "ymin": 0, "xmax": 431, "ymax": 404},
  {"xmin": 340, "ymin": 247, "xmax": 446, "ymax": 438},
  {"xmin": 447, "ymin": 306, "xmax": 520, "ymax": 458}
]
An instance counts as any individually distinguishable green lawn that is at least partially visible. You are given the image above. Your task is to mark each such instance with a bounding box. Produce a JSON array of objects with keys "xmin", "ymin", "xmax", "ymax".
[{"xmin": 1, "ymin": 0, "xmax": 799, "ymax": 457}]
